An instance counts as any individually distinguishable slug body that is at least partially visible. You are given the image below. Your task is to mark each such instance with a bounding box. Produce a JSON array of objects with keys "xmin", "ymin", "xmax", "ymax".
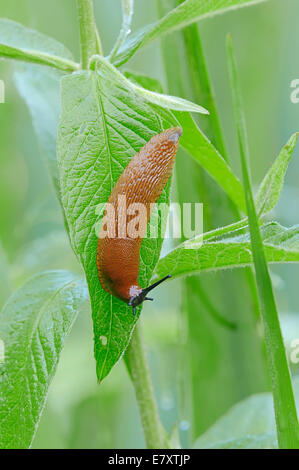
[{"xmin": 97, "ymin": 127, "xmax": 182, "ymax": 314}]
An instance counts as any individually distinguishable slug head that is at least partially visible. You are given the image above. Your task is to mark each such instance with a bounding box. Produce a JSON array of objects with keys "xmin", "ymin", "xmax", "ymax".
[{"xmin": 128, "ymin": 275, "xmax": 171, "ymax": 315}]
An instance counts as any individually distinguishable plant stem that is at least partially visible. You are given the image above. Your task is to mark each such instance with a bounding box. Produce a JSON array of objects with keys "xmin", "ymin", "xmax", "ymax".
[
  {"xmin": 125, "ymin": 322, "xmax": 169, "ymax": 449},
  {"xmin": 77, "ymin": 0, "xmax": 102, "ymax": 69},
  {"xmin": 227, "ymin": 34, "xmax": 299, "ymax": 449}
]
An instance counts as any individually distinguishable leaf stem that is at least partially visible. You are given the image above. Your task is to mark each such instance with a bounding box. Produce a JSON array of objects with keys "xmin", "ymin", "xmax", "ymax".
[
  {"xmin": 227, "ymin": 33, "xmax": 299, "ymax": 449},
  {"xmin": 125, "ymin": 322, "xmax": 170, "ymax": 449},
  {"xmin": 77, "ymin": 0, "xmax": 102, "ymax": 68},
  {"xmin": 0, "ymin": 43, "xmax": 79, "ymax": 72}
]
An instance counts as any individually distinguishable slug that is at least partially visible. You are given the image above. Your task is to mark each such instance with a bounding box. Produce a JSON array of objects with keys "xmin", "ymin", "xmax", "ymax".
[{"xmin": 97, "ymin": 127, "xmax": 182, "ymax": 315}]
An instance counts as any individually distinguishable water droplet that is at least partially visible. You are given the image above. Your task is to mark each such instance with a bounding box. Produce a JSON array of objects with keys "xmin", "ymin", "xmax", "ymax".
[
  {"xmin": 179, "ymin": 420, "xmax": 190, "ymax": 431},
  {"xmin": 100, "ymin": 335, "xmax": 107, "ymax": 346}
]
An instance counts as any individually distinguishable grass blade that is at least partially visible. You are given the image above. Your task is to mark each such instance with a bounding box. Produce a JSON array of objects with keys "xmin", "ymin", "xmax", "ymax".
[{"xmin": 226, "ymin": 34, "xmax": 299, "ymax": 449}]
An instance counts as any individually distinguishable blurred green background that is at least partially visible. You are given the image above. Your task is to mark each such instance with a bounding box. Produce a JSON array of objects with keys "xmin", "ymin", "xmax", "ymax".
[{"xmin": 0, "ymin": 0, "xmax": 298, "ymax": 448}]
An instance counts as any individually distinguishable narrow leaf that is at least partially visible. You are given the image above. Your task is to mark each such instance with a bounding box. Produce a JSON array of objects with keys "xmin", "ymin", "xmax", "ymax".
[
  {"xmin": 93, "ymin": 56, "xmax": 208, "ymax": 114},
  {"xmin": 256, "ymin": 132, "xmax": 299, "ymax": 215},
  {"xmin": 130, "ymin": 82, "xmax": 209, "ymax": 114},
  {"xmin": 109, "ymin": 0, "xmax": 135, "ymax": 61},
  {"xmin": 0, "ymin": 18, "xmax": 72, "ymax": 59},
  {"xmin": 0, "ymin": 18, "xmax": 77, "ymax": 71},
  {"xmin": 0, "ymin": 270, "xmax": 88, "ymax": 449},
  {"xmin": 176, "ymin": 111, "xmax": 246, "ymax": 212},
  {"xmin": 154, "ymin": 222, "xmax": 299, "ymax": 280},
  {"xmin": 114, "ymin": 0, "xmax": 269, "ymax": 66},
  {"xmin": 0, "ymin": 42, "xmax": 78, "ymax": 72}
]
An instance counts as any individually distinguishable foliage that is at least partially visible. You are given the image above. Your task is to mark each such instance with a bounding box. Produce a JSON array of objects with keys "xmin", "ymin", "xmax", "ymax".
[{"xmin": 0, "ymin": 0, "xmax": 298, "ymax": 450}]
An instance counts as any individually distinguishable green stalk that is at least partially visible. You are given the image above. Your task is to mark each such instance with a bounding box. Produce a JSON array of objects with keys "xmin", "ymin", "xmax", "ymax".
[
  {"xmin": 77, "ymin": 0, "xmax": 102, "ymax": 68},
  {"xmin": 226, "ymin": 34, "xmax": 299, "ymax": 449},
  {"xmin": 125, "ymin": 322, "xmax": 170, "ymax": 449}
]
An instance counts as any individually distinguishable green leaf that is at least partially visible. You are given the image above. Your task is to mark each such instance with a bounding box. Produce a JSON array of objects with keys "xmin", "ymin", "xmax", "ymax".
[
  {"xmin": 6, "ymin": 19, "xmax": 74, "ymax": 219},
  {"xmin": 113, "ymin": 0, "xmax": 269, "ymax": 66},
  {"xmin": 256, "ymin": 132, "xmax": 299, "ymax": 215},
  {"xmin": 14, "ymin": 65, "xmax": 64, "ymax": 200},
  {"xmin": 109, "ymin": 0, "xmax": 134, "ymax": 61},
  {"xmin": 0, "ymin": 19, "xmax": 77, "ymax": 71},
  {"xmin": 175, "ymin": 111, "xmax": 246, "ymax": 213},
  {"xmin": 92, "ymin": 56, "xmax": 208, "ymax": 114},
  {"xmin": 57, "ymin": 65, "xmax": 174, "ymax": 381},
  {"xmin": 130, "ymin": 82, "xmax": 209, "ymax": 114},
  {"xmin": 0, "ymin": 42, "xmax": 78, "ymax": 72},
  {"xmin": 124, "ymin": 71, "xmax": 164, "ymax": 94},
  {"xmin": 0, "ymin": 270, "xmax": 88, "ymax": 449},
  {"xmin": 0, "ymin": 18, "xmax": 72, "ymax": 58},
  {"xmin": 226, "ymin": 33, "xmax": 299, "ymax": 448},
  {"xmin": 154, "ymin": 222, "xmax": 299, "ymax": 280},
  {"xmin": 193, "ymin": 376, "xmax": 299, "ymax": 449}
]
